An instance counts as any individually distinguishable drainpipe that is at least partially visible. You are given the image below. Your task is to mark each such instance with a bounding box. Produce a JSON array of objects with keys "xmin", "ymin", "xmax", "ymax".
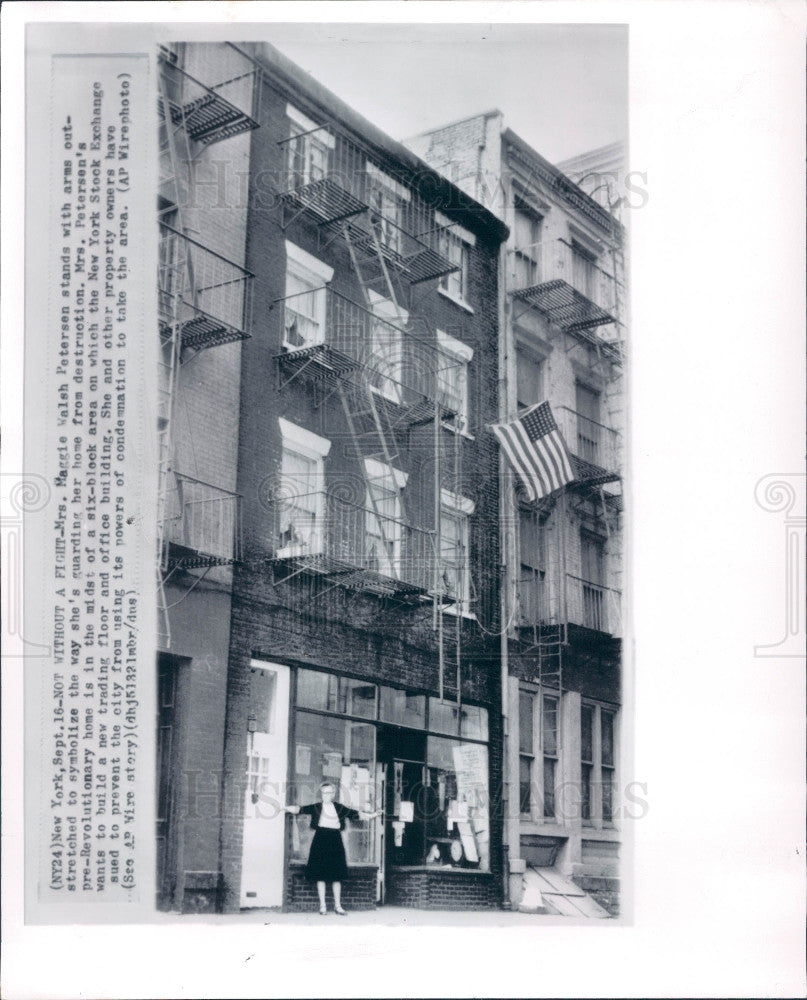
[{"xmin": 497, "ymin": 189, "xmax": 522, "ymax": 909}]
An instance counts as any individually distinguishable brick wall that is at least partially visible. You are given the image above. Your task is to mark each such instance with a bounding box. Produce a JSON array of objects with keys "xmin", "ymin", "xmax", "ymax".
[
  {"xmin": 285, "ymin": 865, "xmax": 377, "ymax": 912},
  {"xmin": 158, "ymin": 42, "xmax": 254, "ymax": 912},
  {"xmin": 215, "ymin": 70, "xmax": 507, "ymax": 913},
  {"xmin": 385, "ymin": 869, "xmax": 499, "ymax": 910}
]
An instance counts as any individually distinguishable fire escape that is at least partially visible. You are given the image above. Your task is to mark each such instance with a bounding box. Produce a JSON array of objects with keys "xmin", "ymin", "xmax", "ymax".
[
  {"xmin": 510, "ymin": 228, "xmax": 625, "ymax": 706},
  {"xmin": 156, "ymin": 47, "xmax": 259, "ymax": 647},
  {"xmin": 270, "ymin": 120, "xmax": 476, "ymax": 699}
]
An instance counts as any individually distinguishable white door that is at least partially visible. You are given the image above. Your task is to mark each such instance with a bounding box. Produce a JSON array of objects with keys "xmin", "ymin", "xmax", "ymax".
[{"xmin": 240, "ymin": 661, "xmax": 291, "ymax": 908}]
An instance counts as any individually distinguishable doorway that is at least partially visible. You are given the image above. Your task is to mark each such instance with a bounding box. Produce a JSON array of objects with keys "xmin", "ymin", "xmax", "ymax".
[
  {"xmin": 240, "ymin": 660, "xmax": 291, "ymax": 908},
  {"xmin": 377, "ymin": 726, "xmax": 427, "ymax": 879}
]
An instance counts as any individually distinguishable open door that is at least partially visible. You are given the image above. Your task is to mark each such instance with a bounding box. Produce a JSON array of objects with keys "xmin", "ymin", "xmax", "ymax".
[{"xmin": 240, "ymin": 661, "xmax": 291, "ymax": 908}]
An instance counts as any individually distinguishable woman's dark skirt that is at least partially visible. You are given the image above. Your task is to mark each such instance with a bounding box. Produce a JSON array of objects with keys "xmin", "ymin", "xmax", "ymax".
[{"xmin": 305, "ymin": 828, "xmax": 348, "ymax": 882}]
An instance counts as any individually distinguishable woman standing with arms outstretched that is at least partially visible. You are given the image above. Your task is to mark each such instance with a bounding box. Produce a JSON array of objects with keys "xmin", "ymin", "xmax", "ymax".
[{"xmin": 284, "ymin": 781, "xmax": 380, "ymax": 914}]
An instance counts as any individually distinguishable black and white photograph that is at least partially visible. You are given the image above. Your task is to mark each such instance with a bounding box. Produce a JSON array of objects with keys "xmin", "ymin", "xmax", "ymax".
[
  {"xmin": 153, "ymin": 31, "xmax": 627, "ymax": 920},
  {"xmin": 3, "ymin": 4, "xmax": 805, "ymax": 998}
]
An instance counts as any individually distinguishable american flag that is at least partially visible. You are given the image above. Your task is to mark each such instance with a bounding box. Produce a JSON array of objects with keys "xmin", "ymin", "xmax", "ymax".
[{"xmin": 492, "ymin": 401, "xmax": 575, "ymax": 501}]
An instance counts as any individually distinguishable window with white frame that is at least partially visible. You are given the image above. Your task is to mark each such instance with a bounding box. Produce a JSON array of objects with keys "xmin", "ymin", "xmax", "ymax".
[
  {"xmin": 440, "ymin": 489, "xmax": 474, "ymax": 608},
  {"xmin": 513, "ymin": 202, "xmax": 543, "ymax": 288},
  {"xmin": 518, "ymin": 687, "xmax": 560, "ymax": 821},
  {"xmin": 580, "ymin": 702, "xmax": 617, "ymax": 825},
  {"xmin": 436, "ymin": 329, "xmax": 473, "ymax": 433},
  {"xmin": 436, "ymin": 212, "xmax": 475, "ymax": 307},
  {"xmin": 366, "ymin": 163, "xmax": 410, "ymax": 254},
  {"xmin": 277, "ymin": 419, "xmax": 331, "ymax": 556},
  {"xmin": 364, "ymin": 459, "xmax": 407, "ymax": 578},
  {"xmin": 368, "ymin": 293, "xmax": 404, "ymax": 404},
  {"xmin": 283, "ymin": 242, "xmax": 334, "ymax": 350},
  {"xmin": 286, "ymin": 104, "xmax": 334, "ymax": 188}
]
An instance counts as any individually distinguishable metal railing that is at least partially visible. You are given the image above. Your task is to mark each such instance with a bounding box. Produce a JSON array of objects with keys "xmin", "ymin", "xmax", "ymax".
[
  {"xmin": 278, "ymin": 287, "xmax": 461, "ymax": 409},
  {"xmin": 157, "ymin": 58, "xmax": 257, "ymax": 145},
  {"xmin": 554, "ymin": 406, "xmax": 621, "ymax": 473},
  {"xmin": 515, "ymin": 572, "xmax": 621, "ymax": 636},
  {"xmin": 277, "ymin": 123, "xmax": 457, "ymax": 280},
  {"xmin": 509, "ymin": 238, "xmax": 617, "ymax": 315},
  {"xmin": 159, "ymin": 224, "xmax": 253, "ymax": 345},
  {"xmin": 272, "ymin": 490, "xmax": 441, "ymax": 592},
  {"xmin": 566, "ymin": 574, "xmax": 621, "ymax": 636},
  {"xmin": 163, "ymin": 472, "xmax": 242, "ymax": 563}
]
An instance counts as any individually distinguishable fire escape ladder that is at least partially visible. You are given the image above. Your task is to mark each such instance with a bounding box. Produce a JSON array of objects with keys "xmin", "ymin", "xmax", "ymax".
[
  {"xmin": 341, "ymin": 217, "xmax": 408, "ymax": 325},
  {"xmin": 156, "ymin": 64, "xmax": 198, "ymax": 648},
  {"xmin": 336, "ymin": 381, "xmax": 402, "ymax": 577}
]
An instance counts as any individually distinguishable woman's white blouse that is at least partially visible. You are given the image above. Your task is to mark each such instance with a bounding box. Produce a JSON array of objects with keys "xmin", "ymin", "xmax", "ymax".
[{"xmin": 318, "ymin": 802, "xmax": 341, "ymax": 829}]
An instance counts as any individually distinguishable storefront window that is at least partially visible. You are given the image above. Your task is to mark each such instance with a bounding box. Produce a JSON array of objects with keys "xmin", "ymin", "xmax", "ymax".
[
  {"xmin": 289, "ymin": 668, "xmax": 490, "ymax": 874},
  {"xmin": 429, "ymin": 697, "xmax": 459, "ymax": 736},
  {"xmin": 296, "ymin": 668, "xmax": 338, "ymax": 713},
  {"xmin": 424, "ymin": 736, "xmax": 489, "ymax": 872},
  {"xmin": 379, "ymin": 686, "xmax": 426, "ymax": 728},
  {"xmin": 339, "ymin": 678, "xmax": 377, "ymax": 719},
  {"xmin": 291, "ymin": 711, "xmax": 378, "ymax": 865},
  {"xmin": 460, "ymin": 704, "xmax": 488, "ymax": 741}
]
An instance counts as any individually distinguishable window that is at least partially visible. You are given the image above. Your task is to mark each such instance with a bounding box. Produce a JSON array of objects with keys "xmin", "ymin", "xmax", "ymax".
[
  {"xmin": 437, "ymin": 212, "xmax": 475, "ymax": 308},
  {"xmin": 286, "ymin": 104, "xmax": 334, "ymax": 188},
  {"xmin": 517, "ymin": 508, "xmax": 545, "ymax": 626},
  {"xmin": 364, "ymin": 459, "xmax": 407, "ymax": 578},
  {"xmin": 516, "ymin": 348, "xmax": 545, "ymax": 412},
  {"xmin": 291, "ymin": 711, "xmax": 377, "ymax": 865},
  {"xmin": 425, "ymin": 736, "xmax": 490, "ymax": 872},
  {"xmin": 571, "ymin": 240, "xmax": 598, "ymax": 300},
  {"xmin": 440, "ymin": 489, "xmax": 474, "ymax": 609},
  {"xmin": 368, "ymin": 293, "xmax": 404, "ymax": 404},
  {"xmin": 519, "ymin": 688, "xmax": 560, "ymax": 821},
  {"xmin": 518, "ymin": 690, "xmax": 535, "ymax": 815},
  {"xmin": 436, "ymin": 329, "xmax": 473, "ymax": 432},
  {"xmin": 283, "ymin": 242, "xmax": 334, "ymax": 350},
  {"xmin": 541, "ymin": 694, "xmax": 559, "ymax": 819},
  {"xmin": 290, "ymin": 667, "xmax": 491, "ymax": 872},
  {"xmin": 366, "ymin": 163, "xmax": 410, "ymax": 254},
  {"xmin": 580, "ymin": 530, "xmax": 606, "ymax": 631},
  {"xmin": 575, "ymin": 382, "xmax": 602, "ymax": 464},
  {"xmin": 379, "ymin": 687, "xmax": 426, "ymax": 729},
  {"xmin": 277, "ymin": 420, "xmax": 331, "ymax": 556},
  {"xmin": 581, "ymin": 702, "xmax": 618, "ymax": 826},
  {"xmin": 513, "ymin": 203, "xmax": 543, "ymax": 288}
]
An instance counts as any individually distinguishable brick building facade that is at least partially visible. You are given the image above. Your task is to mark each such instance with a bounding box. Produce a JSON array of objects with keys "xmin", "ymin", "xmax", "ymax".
[{"xmin": 156, "ymin": 43, "xmax": 509, "ymax": 915}]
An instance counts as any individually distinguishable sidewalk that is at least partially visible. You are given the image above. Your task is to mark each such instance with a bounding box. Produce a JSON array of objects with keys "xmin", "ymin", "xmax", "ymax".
[{"xmin": 151, "ymin": 905, "xmax": 604, "ymax": 926}]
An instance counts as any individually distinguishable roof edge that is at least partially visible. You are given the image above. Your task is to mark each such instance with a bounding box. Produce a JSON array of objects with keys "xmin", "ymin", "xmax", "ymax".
[{"xmin": 230, "ymin": 42, "xmax": 509, "ymax": 245}]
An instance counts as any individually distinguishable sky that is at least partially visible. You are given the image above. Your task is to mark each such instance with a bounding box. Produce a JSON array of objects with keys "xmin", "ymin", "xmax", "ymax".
[{"xmin": 260, "ymin": 23, "xmax": 628, "ymax": 165}]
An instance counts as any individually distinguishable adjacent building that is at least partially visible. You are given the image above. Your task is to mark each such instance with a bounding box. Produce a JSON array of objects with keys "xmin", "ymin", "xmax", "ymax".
[{"xmin": 409, "ymin": 113, "xmax": 626, "ymax": 915}]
